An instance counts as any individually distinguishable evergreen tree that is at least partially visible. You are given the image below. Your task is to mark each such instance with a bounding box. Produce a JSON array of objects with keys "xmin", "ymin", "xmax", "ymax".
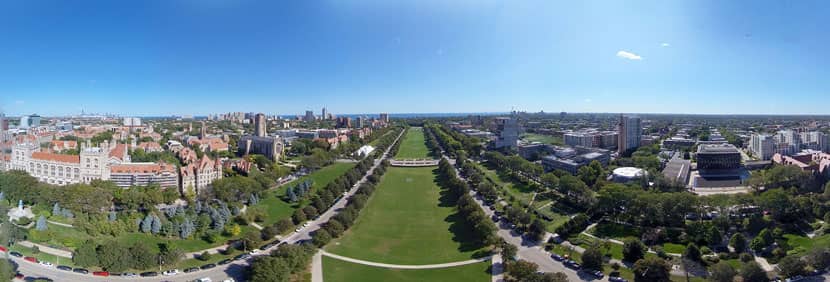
[
  {"xmin": 35, "ymin": 215, "xmax": 47, "ymax": 231},
  {"xmin": 141, "ymin": 214, "xmax": 153, "ymax": 233},
  {"xmin": 151, "ymin": 214, "xmax": 162, "ymax": 234},
  {"xmin": 52, "ymin": 203, "xmax": 61, "ymax": 216}
]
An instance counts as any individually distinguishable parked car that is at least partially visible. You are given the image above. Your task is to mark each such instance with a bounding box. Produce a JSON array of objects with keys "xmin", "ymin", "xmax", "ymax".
[
  {"xmin": 249, "ymin": 249, "xmax": 260, "ymax": 255},
  {"xmin": 550, "ymin": 253, "xmax": 564, "ymax": 261},
  {"xmin": 196, "ymin": 278, "xmax": 212, "ymax": 282},
  {"xmin": 73, "ymin": 268, "xmax": 90, "ymax": 274},
  {"xmin": 9, "ymin": 252, "xmax": 22, "ymax": 258},
  {"xmin": 92, "ymin": 271, "xmax": 110, "ymax": 277},
  {"xmin": 608, "ymin": 277, "xmax": 629, "ymax": 282},
  {"xmin": 587, "ymin": 269, "xmax": 603, "ymax": 278},
  {"xmin": 14, "ymin": 272, "xmax": 23, "ymax": 280},
  {"xmin": 563, "ymin": 260, "xmax": 580, "ymax": 270},
  {"xmin": 38, "ymin": 261, "xmax": 53, "ymax": 267},
  {"xmin": 121, "ymin": 272, "xmax": 138, "ymax": 277},
  {"xmin": 23, "ymin": 257, "xmax": 37, "ymax": 263},
  {"xmin": 234, "ymin": 254, "xmax": 252, "ymax": 261},
  {"xmin": 0, "ymin": 246, "xmax": 7, "ymax": 252},
  {"xmin": 162, "ymin": 269, "xmax": 180, "ymax": 276},
  {"xmin": 140, "ymin": 271, "xmax": 158, "ymax": 277},
  {"xmin": 184, "ymin": 267, "xmax": 199, "ymax": 273},
  {"xmin": 56, "ymin": 265, "xmax": 72, "ymax": 271},
  {"xmin": 218, "ymin": 259, "xmax": 232, "ymax": 265},
  {"xmin": 200, "ymin": 263, "xmax": 217, "ymax": 270}
]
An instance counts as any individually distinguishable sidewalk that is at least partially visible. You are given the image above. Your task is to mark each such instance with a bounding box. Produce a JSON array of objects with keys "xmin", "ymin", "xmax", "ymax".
[{"xmin": 18, "ymin": 241, "xmax": 72, "ymax": 258}]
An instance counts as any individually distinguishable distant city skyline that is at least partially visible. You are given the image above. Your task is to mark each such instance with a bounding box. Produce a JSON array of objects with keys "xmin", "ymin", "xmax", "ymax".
[{"xmin": 2, "ymin": 1, "xmax": 829, "ymax": 116}]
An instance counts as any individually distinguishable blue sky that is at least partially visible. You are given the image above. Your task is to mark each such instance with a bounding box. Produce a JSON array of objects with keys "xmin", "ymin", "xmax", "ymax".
[{"xmin": 1, "ymin": 0, "xmax": 828, "ymax": 116}]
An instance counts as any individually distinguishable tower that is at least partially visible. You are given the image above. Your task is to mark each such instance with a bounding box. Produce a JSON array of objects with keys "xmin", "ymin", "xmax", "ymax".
[
  {"xmin": 200, "ymin": 121, "xmax": 207, "ymax": 139},
  {"xmin": 254, "ymin": 113, "xmax": 267, "ymax": 137},
  {"xmin": 322, "ymin": 107, "xmax": 328, "ymax": 121}
]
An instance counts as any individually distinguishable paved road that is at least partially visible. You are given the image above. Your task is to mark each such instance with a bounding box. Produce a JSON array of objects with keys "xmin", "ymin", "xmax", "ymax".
[
  {"xmin": 8, "ymin": 129, "xmax": 405, "ymax": 282},
  {"xmin": 446, "ymin": 156, "xmax": 607, "ymax": 282}
]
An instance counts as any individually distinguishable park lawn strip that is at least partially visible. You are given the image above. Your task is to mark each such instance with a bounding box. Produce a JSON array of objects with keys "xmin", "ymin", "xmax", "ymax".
[
  {"xmin": 588, "ymin": 221, "xmax": 642, "ymax": 241},
  {"xmin": 116, "ymin": 225, "xmax": 258, "ymax": 253},
  {"xmin": 322, "ymin": 256, "xmax": 490, "ymax": 282},
  {"xmin": 394, "ymin": 128, "xmax": 430, "ymax": 159},
  {"xmin": 28, "ymin": 222, "xmax": 91, "ymax": 249},
  {"xmin": 783, "ymin": 233, "xmax": 830, "ymax": 255},
  {"xmin": 520, "ymin": 133, "xmax": 563, "ymax": 145},
  {"xmin": 10, "ymin": 244, "xmax": 75, "ymax": 267},
  {"xmin": 326, "ymin": 167, "xmax": 488, "ymax": 264},
  {"xmin": 257, "ymin": 162, "xmax": 356, "ymax": 225},
  {"xmin": 661, "ymin": 242, "xmax": 687, "ymax": 254}
]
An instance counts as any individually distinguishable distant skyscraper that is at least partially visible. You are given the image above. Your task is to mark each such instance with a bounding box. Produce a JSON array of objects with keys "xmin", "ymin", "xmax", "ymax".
[
  {"xmin": 19, "ymin": 114, "xmax": 41, "ymax": 129},
  {"xmin": 304, "ymin": 110, "xmax": 315, "ymax": 122},
  {"xmin": 0, "ymin": 112, "xmax": 7, "ymax": 131},
  {"xmin": 254, "ymin": 113, "xmax": 267, "ymax": 137},
  {"xmin": 356, "ymin": 116, "xmax": 365, "ymax": 128},
  {"xmin": 617, "ymin": 115, "xmax": 642, "ymax": 155},
  {"xmin": 379, "ymin": 113, "xmax": 389, "ymax": 123},
  {"xmin": 321, "ymin": 107, "xmax": 328, "ymax": 121},
  {"xmin": 200, "ymin": 121, "xmax": 208, "ymax": 139}
]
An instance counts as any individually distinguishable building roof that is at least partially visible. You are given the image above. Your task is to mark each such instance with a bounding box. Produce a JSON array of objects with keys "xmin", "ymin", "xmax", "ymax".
[
  {"xmin": 31, "ymin": 152, "xmax": 80, "ymax": 163},
  {"xmin": 697, "ymin": 144, "xmax": 740, "ymax": 154},
  {"xmin": 613, "ymin": 167, "xmax": 645, "ymax": 178},
  {"xmin": 109, "ymin": 143, "xmax": 129, "ymax": 161}
]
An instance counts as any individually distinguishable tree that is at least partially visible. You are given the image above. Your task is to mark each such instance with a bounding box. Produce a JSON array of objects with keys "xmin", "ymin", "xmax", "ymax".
[
  {"xmin": 730, "ymin": 233, "xmax": 747, "ymax": 253},
  {"xmin": 249, "ymin": 256, "xmax": 291, "ymax": 282},
  {"xmin": 581, "ymin": 246, "xmax": 604, "ymax": 271},
  {"xmin": 777, "ymin": 255, "xmax": 805, "ymax": 278},
  {"xmin": 623, "ymin": 238, "xmax": 646, "ymax": 262},
  {"xmin": 199, "ymin": 251, "xmax": 213, "ymax": 261},
  {"xmin": 706, "ymin": 226, "xmax": 722, "ymax": 246},
  {"xmin": 35, "ymin": 215, "xmax": 47, "ymax": 231},
  {"xmin": 505, "ymin": 260, "xmax": 539, "ymax": 281},
  {"xmin": 73, "ymin": 240, "xmax": 99, "ymax": 267},
  {"xmin": 274, "ymin": 219, "xmax": 294, "ymax": 234},
  {"xmin": 708, "ymin": 261, "xmax": 736, "ymax": 282},
  {"xmin": 292, "ymin": 209, "xmax": 307, "ymax": 224},
  {"xmin": 129, "ymin": 242, "xmax": 156, "ymax": 270},
  {"xmin": 158, "ymin": 243, "xmax": 183, "ymax": 267},
  {"xmin": 227, "ymin": 223, "xmax": 242, "ymax": 236},
  {"xmin": 632, "ymin": 257, "xmax": 671, "ymax": 282},
  {"xmin": 740, "ymin": 262, "xmax": 768, "ymax": 282},
  {"xmin": 805, "ymin": 247, "xmax": 830, "ymax": 270},
  {"xmin": 683, "ymin": 243, "xmax": 701, "ymax": 262},
  {"xmin": 502, "ymin": 241, "xmax": 518, "ymax": 260},
  {"xmin": 312, "ymin": 229, "xmax": 332, "ymax": 247}
]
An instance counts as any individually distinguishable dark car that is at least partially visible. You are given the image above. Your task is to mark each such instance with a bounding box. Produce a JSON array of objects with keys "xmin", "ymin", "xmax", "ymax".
[
  {"xmin": 550, "ymin": 253, "xmax": 564, "ymax": 261},
  {"xmin": 200, "ymin": 263, "xmax": 217, "ymax": 270},
  {"xmin": 234, "ymin": 254, "xmax": 252, "ymax": 261},
  {"xmin": 587, "ymin": 269, "xmax": 604, "ymax": 278},
  {"xmin": 140, "ymin": 271, "xmax": 158, "ymax": 277},
  {"xmin": 73, "ymin": 268, "xmax": 89, "ymax": 274},
  {"xmin": 563, "ymin": 260, "xmax": 580, "ymax": 270},
  {"xmin": 184, "ymin": 267, "xmax": 199, "ymax": 273},
  {"xmin": 9, "ymin": 251, "xmax": 22, "ymax": 258},
  {"xmin": 56, "ymin": 265, "xmax": 72, "ymax": 271},
  {"xmin": 218, "ymin": 259, "xmax": 232, "ymax": 265}
]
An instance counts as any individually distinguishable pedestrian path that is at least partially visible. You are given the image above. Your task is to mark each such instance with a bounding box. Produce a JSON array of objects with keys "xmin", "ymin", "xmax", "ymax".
[
  {"xmin": 312, "ymin": 250, "xmax": 324, "ymax": 282},
  {"xmin": 320, "ymin": 250, "xmax": 491, "ymax": 270},
  {"xmin": 18, "ymin": 241, "xmax": 72, "ymax": 258}
]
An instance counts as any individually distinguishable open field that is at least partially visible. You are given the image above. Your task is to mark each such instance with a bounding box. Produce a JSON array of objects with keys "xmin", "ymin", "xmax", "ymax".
[
  {"xmin": 395, "ymin": 127, "xmax": 430, "ymax": 159},
  {"xmin": 326, "ymin": 166, "xmax": 488, "ymax": 264},
  {"xmin": 520, "ymin": 133, "xmax": 563, "ymax": 145},
  {"xmin": 322, "ymin": 256, "xmax": 490, "ymax": 282}
]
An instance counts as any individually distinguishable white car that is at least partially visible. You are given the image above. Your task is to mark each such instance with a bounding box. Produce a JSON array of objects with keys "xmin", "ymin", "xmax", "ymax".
[
  {"xmin": 196, "ymin": 278, "xmax": 212, "ymax": 282},
  {"xmin": 223, "ymin": 279, "xmax": 235, "ymax": 282},
  {"xmin": 295, "ymin": 227, "xmax": 302, "ymax": 232},
  {"xmin": 162, "ymin": 269, "xmax": 180, "ymax": 276},
  {"xmin": 39, "ymin": 261, "xmax": 54, "ymax": 267},
  {"xmin": 303, "ymin": 222, "xmax": 311, "ymax": 228},
  {"xmin": 249, "ymin": 249, "xmax": 260, "ymax": 255}
]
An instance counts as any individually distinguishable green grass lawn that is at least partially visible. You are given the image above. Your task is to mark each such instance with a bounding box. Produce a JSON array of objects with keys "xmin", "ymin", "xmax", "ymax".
[
  {"xmin": 520, "ymin": 133, "xmax": 563, "ymax": 145},
  {"xmin": 116, "ymin": 225, "xmax": 258, "ymax": 253},
  {"xmin": 28, "ymin": 223, "xmax": 91, "ymax": 249},
  {"xmin": 662, "ymin": 242, "xmax": 687, "ymax": 254},
  {"xmin": 589, "ymin": 221, "xmax": 642, "ymax": 241},
  {"xmin": 256, "ymin": 162, "xmax": 356, "ymax": 226},
  {"xmin": 395, "ymin": 127, "xmax": 430, "ymax": 159},
  {"xmin": 322, "ymin": 256, "xmax": 490, "ymax": 282},
  {"xmin": 10, "ymin": 244, "xmax": 75, "ymax": 267},
  {"xmin": 326, "ymin": 167, "xmax": 489, "ymax": 264},
  {"xmin": 783, "ymin": 233, "xmax": 830, "ymax": 255},
  {"xmin": 477, "ymin": 163, "xmax": 534, "ymax": 204}
]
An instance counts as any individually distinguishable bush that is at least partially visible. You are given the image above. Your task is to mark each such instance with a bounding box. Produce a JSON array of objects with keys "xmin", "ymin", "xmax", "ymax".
[
  {"xmin": 199, "ymin": 251, "xmax": 212, "ymax": 261},
  {"xmin": 700, "ymin": 246, "xmax": 712, "ymax": 254},
  {"xmin": 740, "ymin": 253, "xmax": 754, "ymax": 263}
]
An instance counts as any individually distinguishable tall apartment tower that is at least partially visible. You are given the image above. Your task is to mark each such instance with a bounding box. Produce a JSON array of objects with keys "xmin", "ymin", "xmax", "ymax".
[
  {"xmin": 200, "ymin": 121, "xmax": 207, "ymax": 139},
  {"xmin": 379, "ymin": 113, "xmax": 390, "ymax": 123},
  {"xmin": 304, "ymin": 111, "xmax": 315, "ymax": 122},
  {"xmin": 0, "ymin": 112, "xmax": 7, "ymax": 131},
  {"xmin": 617, "ymin": 115, "xmax": 642, "ymax": 155},
  {"xmin": 254, "ymin": 113, "xmax": 267, "ymax": 137},
  {"xmin": 749, "ymin": 134, "xmax": 775, "ymax": 160},
  {"xmin": 321, "ymin": 107, "xmax": 328, "ymax": 121}
]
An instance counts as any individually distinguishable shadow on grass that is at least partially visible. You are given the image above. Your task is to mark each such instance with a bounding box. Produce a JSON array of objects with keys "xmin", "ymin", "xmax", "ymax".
[{"xmin": 433, "ymin": 170, "xmax": 491, "ymax": 259}]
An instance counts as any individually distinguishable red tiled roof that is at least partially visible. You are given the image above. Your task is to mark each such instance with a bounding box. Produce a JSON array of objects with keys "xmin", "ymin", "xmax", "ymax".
[
  {"xmin": 111, "ymin": 162, "xmax": 176, "ymax": 174},
  {"xmin": 109, "ymin": 144, "xmax": 128, "ymax": 161},
  {"xmin": 31, "ymin": 152, "xmax": 80, "ymax": 164}
]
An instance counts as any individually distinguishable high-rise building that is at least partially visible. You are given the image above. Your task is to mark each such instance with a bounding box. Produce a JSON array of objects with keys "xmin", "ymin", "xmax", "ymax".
[
  {"xmin": 254, "ymin": 113, "xmax": 267, "ymax": 137},
  {"xmin": 321, "ymin": 107, "xmax": 328, "ymax": 121},
  {"xmin": 494, "ymin": 116, "xmax": 519, "ymax": 149},
  {"xmin": 19, "ymin": 114, "xmax": 41, "ymax": 129},
  {"xmin": 379, "ymin": 113, "xmax": 390, "ymax": 123},
  {"xmin": 617, "ymin": 115, "xmax": 642, "ymax": 155},
  {"xmin": 200, "ymin": 121, "xmax": 208, "ymax": 139},
  {"xmin": 0, "ymin": 112, "xmax": 7, "ymax": 131},
  {"xmin": 123, "ymin": 117, "xmax": 142, "ymax": 127},
  {"xmin": 356, "ymin": 116, "xmax": 365, "ymax": 128},
  {"xmin": 304, "ymin": 110, "xmax": 315, "ymax": 122},
  {"xmin": 750, "ymin": 134, "xmax": 775, "ymax": 160}
]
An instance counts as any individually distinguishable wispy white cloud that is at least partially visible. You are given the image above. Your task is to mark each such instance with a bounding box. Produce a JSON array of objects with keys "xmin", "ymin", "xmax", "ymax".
[
  {"xmin": 661, "ymin": 43, "xmax": 670, "ymax": 47},
  {"xmin": 616, "ymin": 50, "xmax": 642, "ymax": 60},
  {"xmin": 14, "ymin": 100, "xmax": 24, "ymax": 105}
]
